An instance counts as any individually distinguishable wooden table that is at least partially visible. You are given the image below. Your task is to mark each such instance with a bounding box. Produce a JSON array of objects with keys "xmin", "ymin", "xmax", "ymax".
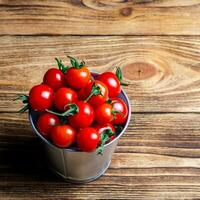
[{"xmin": 1, "ymin": 1, "xmax": 200, "ymax": 199}]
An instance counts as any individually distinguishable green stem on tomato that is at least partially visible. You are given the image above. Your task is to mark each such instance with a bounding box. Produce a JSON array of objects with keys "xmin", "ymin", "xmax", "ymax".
[
  {"xmin": 67, "ymin": 56, "xmax": 85, "ymax": 69},
  {"xmin": 14, "ymin": 94, "xmax": 29, "ymax": 103},
  {"xmin": 112, "ymin": 110, "xmax": 125, "ymax": 116},
  {"xmin": 18, "ymin": 104, "xmax": 29, "ymax": 113},
  {"xmin": 84, "ymin": 83, "xmax": 102, "ymax": 102},
  {"xmin": 116, "ymin": 67, "xmax": 129, "ymax": 86},
  {"xmin": 96, "ymin": 129, "xmax": 115, "ymax": 155},
  {"xmin": 120, "ymin": 81, "xmax": 129, "ymax": 86},
  {"xmin": 14, "ymin": 94, "xmax": 30, "ymax": 113},
  {"xmin": 46, "ymin": 103, "xmax": 79, "ymax": 117},
  {"xmin": 55, "ymin": 58, "xmax": 70, "ymax": 73},
  {"xmin": 111, "ymin": 109, "xmax": 125, "ymax": 120}
]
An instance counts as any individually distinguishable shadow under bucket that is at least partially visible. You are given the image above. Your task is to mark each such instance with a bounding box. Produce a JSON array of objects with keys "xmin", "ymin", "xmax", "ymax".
[{"xmin": 29, "ymin": 74, "xmax": 131, "ymax": 183}]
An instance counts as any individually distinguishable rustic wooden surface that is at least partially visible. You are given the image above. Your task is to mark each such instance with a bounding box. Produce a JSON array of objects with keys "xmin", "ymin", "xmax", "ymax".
[
  {"xmin": 1, "ymin": 0, "xmax": 200, "ymax": 199},
  {"xmin": 1, "ymin": 0, "xmax": 200, "ymax": 35}
]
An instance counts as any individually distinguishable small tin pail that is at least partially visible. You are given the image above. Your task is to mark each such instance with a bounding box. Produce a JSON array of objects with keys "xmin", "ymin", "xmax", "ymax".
[{"xmin": 29, "ymin": 74, "xmax": 131, "ymax": 183}]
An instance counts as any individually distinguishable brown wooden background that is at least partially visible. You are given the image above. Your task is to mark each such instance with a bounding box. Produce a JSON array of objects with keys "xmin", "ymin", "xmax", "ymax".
[{"xmin": 1, "ymin": 0, "xmax": 200, "ymax": 199}]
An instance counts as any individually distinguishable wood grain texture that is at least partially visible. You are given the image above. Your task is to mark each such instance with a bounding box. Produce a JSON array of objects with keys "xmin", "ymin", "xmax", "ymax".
[
  {"xmin": 1, "ymin": 1, "xmax": 200, "ymax": 199},
  {"xmin": 0, "ymin": 112, "xmax": 200, "ymax": 199},
  {"xmin": 1, "ymin": 113, "xmax": 200, "ymax": 157},
  {"xmin": 0, "ymin": 0, "xmax": 200, "ymax": 35},
  {"xmin": 1, "ymin": 36, "xmax": 200, "ymax": 112}
]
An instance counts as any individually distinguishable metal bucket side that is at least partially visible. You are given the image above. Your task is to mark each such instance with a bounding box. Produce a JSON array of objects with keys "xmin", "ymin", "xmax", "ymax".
[
  {"xmin": 47, "ymin": 138, "xmax": 119, "ymax": 183},
  {"xmin": 30, "ymin": 111, "xmax": 120, "ymax": 182}
]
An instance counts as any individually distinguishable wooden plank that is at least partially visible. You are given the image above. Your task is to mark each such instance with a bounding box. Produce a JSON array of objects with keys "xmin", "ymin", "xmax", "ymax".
[
  {"xmin": 1, "ymin": 113, "xmax": 200, "ymax": 199},
  {"xmin": 0, "ymin": 181, "xmax": 200, "ymax": 200},
  {"xmin": 1, "ymin": 112, "xmax": 200, "ymax": 157},
  {"xmin": 1, "ymin": 36, "xmax": 200, "ymax": 112},
  {"xmin": 0, "ymin": 0, "xmax": 200, "ymax": 35}
]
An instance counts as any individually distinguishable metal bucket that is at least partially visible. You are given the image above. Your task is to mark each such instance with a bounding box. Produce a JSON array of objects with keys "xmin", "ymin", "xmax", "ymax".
[{"xmin": 29, "ymin": 79, "xmax": 131, "ymax": 183}]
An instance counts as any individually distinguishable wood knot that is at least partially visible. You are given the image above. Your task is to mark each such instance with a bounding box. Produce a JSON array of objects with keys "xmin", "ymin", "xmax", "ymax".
[
  {"xmin": 120, "ymin": 7, "xmax": 132, "ymax": 16},
  {"xmin": 122, "ymin": 62, "xmax": 157, "ymax": 81}
]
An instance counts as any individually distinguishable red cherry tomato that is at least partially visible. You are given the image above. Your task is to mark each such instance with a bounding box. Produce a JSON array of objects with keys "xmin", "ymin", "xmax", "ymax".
[
  {"xmin": 93, "ymin": 123, "xmax": 115, "ymax": 135},
  {"xmin": 98, "ymin": 72, "xmax": 121, "ymax": 98},
  {"xmin": 37, "ymin": 113, "xmax": 60, "ymax": 138},
  {"xmin": 93, "ymin": 123, "xmax": 116, "ymax": 144},
  {"xmin": 78, "ymin": 87, "xmax": 87, "ymax": 100},
  {"xmin": 84, "ymin": 80, "xmax": 108, "ymax": 107},
  {"xmin": 51, "ymin": 125, "xmax": 76, "ymax": 148},
  {"xmin": 54, "ymin": 87, "xmax": 78, "ymax": 111},
  {"xmin": 94, "ymin": 103, "xmax": 114, "ymax": 125},
  {"xmin": 29, "ymin": 84, "xmax": 54, "ymax": 112},
  {"xmin": 65, "ymin": 67, "xmax": 91, "ymax": 90},
  {"xmin": 68, "ymin": 101, "xmax": 94, "ymax": 128},
  {"xmin": 111, "ymin": 97, "xmax": 128, "ymax": 125},
  {"xmin": 77, "ymin": 127, "xmax": 100, "ymax": 152},
  {"xmin": 43, "ymin": 68, "xmax": 65, "ymax": 91}
]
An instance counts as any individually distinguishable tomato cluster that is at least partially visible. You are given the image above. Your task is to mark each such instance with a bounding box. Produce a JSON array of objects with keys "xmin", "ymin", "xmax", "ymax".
[{"xmin": 17, "ymin": 56, "xmax": 128, "ymax": 154}]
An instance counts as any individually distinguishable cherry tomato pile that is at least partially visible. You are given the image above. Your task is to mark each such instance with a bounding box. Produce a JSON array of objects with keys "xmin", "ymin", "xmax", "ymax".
[{"xmin": 16, "ymin": 56, "xmax": 128, "ymax": 154}]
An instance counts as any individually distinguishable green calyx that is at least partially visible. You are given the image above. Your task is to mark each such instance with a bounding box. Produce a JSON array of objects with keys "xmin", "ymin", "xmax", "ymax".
[
  {"xmin": 96, "ymin": 129, "xmax": 115, "ymax": 155},
  {"xmin": 14, "ymin": 94, "xmax": 29, "ymax": 104},
  {"xmin": 55, "ymin": 58, "xmax": 70, "ymax": 73},
  {"xmin": 67, "ymin": 56, "xmax": 85, "ymax": 69},
  {"xmin": 112, "ymin": 110, "xmax": 125, "ymax": 116},
  {"xmin": 14, "ymin": 94, "xmax": 29, "ymax": 113},
  {"xmin": 112, "ymin": 109, "xmax": 125, "ymax": 120},
  {"xmin": 84, "ymin": 83, "xmax": 102, "ymax": 102},
  {"xmin": 107, "ymin": 99, "xmax": 125, "ymax": 119},
  {"xmin": 116, "ymin": 67, "xmax": 129, "ymax": 86},
  {"xmin": 46, "ymin": 103, "xmax": 79, "ymax": 117},
  {"xmin": 55, "ymin": 56, "xmax": 85, "ymax": 72}
]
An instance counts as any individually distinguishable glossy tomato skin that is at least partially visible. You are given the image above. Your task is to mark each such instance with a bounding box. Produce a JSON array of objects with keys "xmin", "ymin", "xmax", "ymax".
[
  {"xmin": 77, "ymin": 79, "xmax": 93, "ymax": 100},
  {"xmin": 77, "ymin": 127, "xmax": 100, "ymax": 152},
  {"xmin": 98, "ymin": 72, "xmax": 121, "ymax": 98},
  {"xmin": 112, "ymin": 98, "xmax": 128, "ymax": 125},
  {"xmin": 93, "ymin": 123, "xmax": 116, "ymax": 144},
  {"xmin": 65, "ymin": 67, "xmax": 91, "ymax": 90},
  {"xmin": 68, "ymin": 101, "xmax": 94, "ymax": 128},
  {"xmin": 94, "ymin": 103, "xmax": 114, "ymax": 125},
  {"xmin": 51, "ymin": 125, "xmax": 76, "ymax": 148},
  {"xmin": 77, "ymin": 87, "xmax": 87, "ymax": 100},
  {"xmin": 37, "ymin": 113, "xmax": 60, "ymax": 138},
  {"xmin": 29, "ymin": 84, "xmax": 54, "ymax": 112},
  {"xmin": 84, "ymin": 80, "xmax": 108, "ymax": 107},
  {"xmin": 93, "ymin": 123, "xmax": 115, "ymax": 135},
  {"xmin": 54, "ymin": 87, "xmax": 78, "ymax": 111},
  {"xmin": 109, "ymin": 135, "xmax": 116, "ymax": 142},
  {"xmin": 43, "ymin": 68, "xmax": 65, "ymax": 91}
]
